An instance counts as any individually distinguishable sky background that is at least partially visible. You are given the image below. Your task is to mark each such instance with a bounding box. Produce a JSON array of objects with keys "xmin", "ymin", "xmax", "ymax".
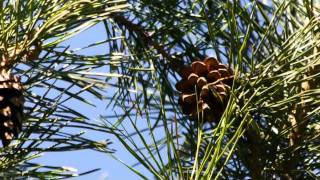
[{"xmin": 35, "ymin": 22, "xmax": 151, "ymax": 180}]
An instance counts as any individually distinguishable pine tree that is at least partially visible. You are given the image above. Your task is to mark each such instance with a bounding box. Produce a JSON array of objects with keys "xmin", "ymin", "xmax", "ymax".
[
  {"xmin": 2, "ymin": 0, "xmax": 320, "ymax": 179},
  {"xmin": 0, "ymin": 0, "xmax": 127, "ymax": 178},
  {"xmin": 103, "ymin": 0, "xmax": 320, "ymax": 179}
]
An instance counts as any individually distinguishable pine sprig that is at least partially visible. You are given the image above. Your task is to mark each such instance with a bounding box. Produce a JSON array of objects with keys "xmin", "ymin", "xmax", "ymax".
[
  {"xmin": 101, "ymin": 0, "xmax": 320, "ymax": 179},
  {"xmin": 0, "ymin": 0, "xmax": 128, "ymax": 178}
]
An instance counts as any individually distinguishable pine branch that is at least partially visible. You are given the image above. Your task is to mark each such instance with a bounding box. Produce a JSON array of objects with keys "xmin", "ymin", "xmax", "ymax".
[
  {"xmin": 284, "ymin": 6, "xmax": 319, "ymax": 177},
  {"xmin": 111, "ymin": 14, "xmax": 186, "ymax": 76}
]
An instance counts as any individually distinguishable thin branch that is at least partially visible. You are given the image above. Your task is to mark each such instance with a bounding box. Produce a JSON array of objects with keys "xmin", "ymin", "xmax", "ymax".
[{"xmin": 111, "ymin": 14, "xmax": 186, "ymax": 76}]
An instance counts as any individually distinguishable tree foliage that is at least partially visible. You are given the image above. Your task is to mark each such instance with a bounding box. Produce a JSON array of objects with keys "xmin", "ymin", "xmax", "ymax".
[
  {"xmin": 103, "ymin": 0, "xmax": 320, "ymax": 179},
  {"xmin": 1, "ymin": 0, "xmax": 320, "ymax": 179},
  {"xmin": 0, "ymin": 0, "xmax": 127, "ymax": 178}
]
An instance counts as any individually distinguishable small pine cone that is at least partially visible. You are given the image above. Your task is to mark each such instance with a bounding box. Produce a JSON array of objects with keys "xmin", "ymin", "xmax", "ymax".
[
  {"xmin": 0, "ymin": 70, "xmax": 24, "ymax": 146},
  {"xmin": 176, "ymin": 57, "xmax": 234, "ymax": 123}
]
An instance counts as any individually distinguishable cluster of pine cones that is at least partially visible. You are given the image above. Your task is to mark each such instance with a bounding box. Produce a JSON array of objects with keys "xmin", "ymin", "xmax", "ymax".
[{"xmin": 176, "ymin": 57, "xmax": 234, "ymax": 123}]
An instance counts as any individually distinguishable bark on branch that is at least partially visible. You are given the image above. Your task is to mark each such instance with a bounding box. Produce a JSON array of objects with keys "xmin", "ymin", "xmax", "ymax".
[{"xmin": 111, "ymin": 14, "xmax": 186, "ymax": 76}]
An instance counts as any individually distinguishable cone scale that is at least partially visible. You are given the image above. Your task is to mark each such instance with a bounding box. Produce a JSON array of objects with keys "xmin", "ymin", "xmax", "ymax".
[{"xmin": 176, "ymin": 57, "xmax": 233, "ymax": 123}]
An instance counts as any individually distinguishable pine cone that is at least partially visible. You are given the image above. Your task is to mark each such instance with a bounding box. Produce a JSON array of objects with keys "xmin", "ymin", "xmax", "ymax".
[
  {"xmin": 0, "ymin": 70, "xmax": 24, "ymax": 146},
  {"xmin": 176, "ymin": 57, "xmax": 234, "ymax": 123}
]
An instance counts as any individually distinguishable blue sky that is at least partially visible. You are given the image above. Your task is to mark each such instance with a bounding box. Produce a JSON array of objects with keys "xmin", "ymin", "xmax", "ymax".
[{"xmin": 35, "ymin": 22, "xmax": 151, "ymax": 180}]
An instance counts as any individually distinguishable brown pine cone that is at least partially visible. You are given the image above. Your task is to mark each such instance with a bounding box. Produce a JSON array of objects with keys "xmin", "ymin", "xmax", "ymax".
[
  {"xmin": 0, "ymin": 70, "xmax": 24, "ymax": 147},
  {"xmin": 176, "ymin": 57, "xmax": 234, "ymax": 123}
]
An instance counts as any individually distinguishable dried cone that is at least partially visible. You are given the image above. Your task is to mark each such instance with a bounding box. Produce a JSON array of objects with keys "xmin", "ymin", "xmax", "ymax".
[
  {"xmin": 0, "ymin": 70, "xmax": 24, "ymax": 146},
  {"xmin": 176, "ymin": 57, "xmax": 233, "ymax": 123}
]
